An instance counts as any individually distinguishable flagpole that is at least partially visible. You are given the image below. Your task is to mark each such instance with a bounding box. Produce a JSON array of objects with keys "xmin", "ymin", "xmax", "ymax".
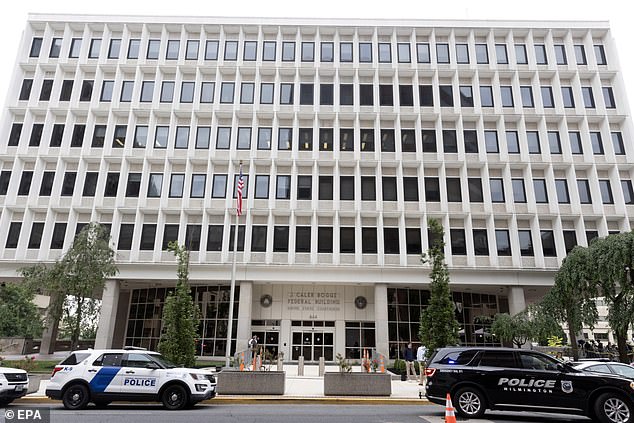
[
  {"xmin": 225, "ymin": 210, "xmax": 238, "ymax": 367},
  {"xmin": 225, "ymin": 161, "xmax": 242, "ymax": 368}
]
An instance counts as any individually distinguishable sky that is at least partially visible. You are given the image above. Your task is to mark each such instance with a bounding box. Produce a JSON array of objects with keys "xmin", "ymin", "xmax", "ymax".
[{"xmin": 1, "ymin": 0, "xmax": 633, "ymax": 112}]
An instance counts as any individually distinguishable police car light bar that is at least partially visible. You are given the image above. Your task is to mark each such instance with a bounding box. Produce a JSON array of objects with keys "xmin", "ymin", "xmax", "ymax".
[{"xmin": 123, "ymin": 346, "xmax": 147, "ymax": 351}]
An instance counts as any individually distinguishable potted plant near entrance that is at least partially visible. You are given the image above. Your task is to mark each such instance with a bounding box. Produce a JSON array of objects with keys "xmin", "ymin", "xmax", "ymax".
[{"xmin": 323, "ymin": 353, "xmax": 391, "ymax": 396}]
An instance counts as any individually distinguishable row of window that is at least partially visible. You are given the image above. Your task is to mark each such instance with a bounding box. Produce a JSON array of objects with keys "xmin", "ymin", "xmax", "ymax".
[
  {"xmin": 18, "ymin": 78, "xmax": 618, "ymax": 111},
  {"xmin": 7, "ymin": 122, "xmax": 626, "ymax": 155},
  {"xmin": 2, "ymin": 220, "xmax": 604, "ymax": 258},
  {"xmin": 29, "ymin": 36, "xmax": 609, "ymax": 67},
  {"xmin": 2, "ymin": 169, "xmax": 632, "ymax": 206}
]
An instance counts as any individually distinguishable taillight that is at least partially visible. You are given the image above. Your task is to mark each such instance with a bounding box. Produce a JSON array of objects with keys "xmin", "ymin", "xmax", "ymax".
[
  {"xmin": 51, "ymin": 366, "xmax": 63, "ymax": 378},
  {"xmin": 425, "ymin": 367, "xmax": 437, "ymax": 378}
]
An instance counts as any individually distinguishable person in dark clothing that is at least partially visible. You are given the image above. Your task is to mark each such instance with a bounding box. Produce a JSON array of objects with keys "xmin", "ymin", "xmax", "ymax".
[{"xmin": 403, "ymin": 343, "xmax": 417, "ymax": 380}]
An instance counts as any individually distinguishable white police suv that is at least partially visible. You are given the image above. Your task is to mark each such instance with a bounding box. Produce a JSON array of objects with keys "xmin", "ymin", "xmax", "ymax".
[
  {"xmin": 45, "ymin": 348, "xmax": 216, "ymax": 410},
  {"xmin": 0, "ymin": 366, "xmax": 29, "ymax": 407}
]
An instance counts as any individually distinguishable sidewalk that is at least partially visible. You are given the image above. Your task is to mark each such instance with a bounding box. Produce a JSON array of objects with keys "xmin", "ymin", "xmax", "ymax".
[{"xmin": 17, "ymin": 363, "xmax": 429, "ymax": 405}]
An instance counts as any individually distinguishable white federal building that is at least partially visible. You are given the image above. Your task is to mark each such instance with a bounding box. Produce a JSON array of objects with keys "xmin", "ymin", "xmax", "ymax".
[{"xmin": 1, "ymin": 14, "xmax": 632, "ymax": 361}]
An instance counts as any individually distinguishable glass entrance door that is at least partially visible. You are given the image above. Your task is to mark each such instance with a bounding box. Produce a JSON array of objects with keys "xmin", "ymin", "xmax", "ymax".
[
  {"xmin": 252, "ymin": 330, "xmax": 279, "ymax": 358},
  {"xmin": 291, "ymin": 331, "xmax": 334, "ymax": 362}
]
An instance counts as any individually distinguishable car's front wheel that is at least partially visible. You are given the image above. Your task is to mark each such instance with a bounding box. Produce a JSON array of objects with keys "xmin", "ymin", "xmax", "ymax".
[
  {"xmin": 454, "ymin": 387, "xmax": 487, "ymax": 419},
  {"xmin": 0, "ymin": 399, "xmax": 12, "ymax": 407},
  {"xmin": 161, "ymin": 384, "xmax": 189, "ymax": 410},
  {"xmin": 594, "ymin": 392, "xmax": 633, "ymax": 423},
  {"xmin": 62, "ymin": 383, "xmax": 90, "ymax": 410}
]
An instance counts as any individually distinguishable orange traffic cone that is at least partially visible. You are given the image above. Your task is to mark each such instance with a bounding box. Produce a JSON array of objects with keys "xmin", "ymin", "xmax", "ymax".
[{"xmin": 444, "ymin": 393, "xmax": 457, "ymax": 423}]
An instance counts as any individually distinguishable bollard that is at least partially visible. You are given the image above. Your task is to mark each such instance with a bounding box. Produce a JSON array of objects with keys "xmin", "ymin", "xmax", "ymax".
[
  {"xmin": 318, "ymin": 356, "xmax": 325, "ymax": 376},
  {"xmin": 277, "ymin": 356, "xmax": 283, "ymax": 371},
  {"xmin": 298, "ymin": 356, "xmax": 304, "ymax": 376}
]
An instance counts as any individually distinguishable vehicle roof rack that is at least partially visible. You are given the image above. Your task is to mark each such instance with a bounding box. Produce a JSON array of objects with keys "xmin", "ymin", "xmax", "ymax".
[{"xmin": 123, "ymin": 346, "xmax": 147, "ymax": 351}]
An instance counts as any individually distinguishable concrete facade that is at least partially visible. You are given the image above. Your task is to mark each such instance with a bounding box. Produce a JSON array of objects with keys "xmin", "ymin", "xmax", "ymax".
[{"xmin": 1, "ymin": 15, "xmax": 633, "ymax": 361}]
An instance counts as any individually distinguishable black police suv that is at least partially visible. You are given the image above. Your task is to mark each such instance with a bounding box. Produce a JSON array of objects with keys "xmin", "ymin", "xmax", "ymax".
[{"xmin": 425, "ymin": 347, "xmax": 634, "ymax": 423}]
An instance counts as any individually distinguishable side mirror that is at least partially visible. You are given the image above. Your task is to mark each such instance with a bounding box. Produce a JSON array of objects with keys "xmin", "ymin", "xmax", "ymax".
[
  {"xmin": 556, "ymin": 363, "xmax": 567, "ymax": 373},
  {"xmin": 145, "ymin": 362, "xmax": 160, "ymax": 370}
]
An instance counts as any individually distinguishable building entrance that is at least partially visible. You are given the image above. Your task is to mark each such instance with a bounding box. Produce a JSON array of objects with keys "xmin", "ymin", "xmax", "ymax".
[
  {"xmin": 291, "ymin": 331, "xmax": 334, "ymax": 362},
  {"xmin": 290, "ymin": 320, "xmax": 336, "ymax": 362},
  {"xmin": 251, "ymin": 320, "xmax": 281, "ymax": 359}
]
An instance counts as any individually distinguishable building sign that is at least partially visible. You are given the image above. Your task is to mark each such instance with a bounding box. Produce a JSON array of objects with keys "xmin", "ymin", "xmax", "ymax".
[
  {"xmin": 251, "ymin": 284, "xmax": 373, "ymax": 321},
  {"xmin": 286, "ymin": 289, "xmax": 342, "ymax": 314}
]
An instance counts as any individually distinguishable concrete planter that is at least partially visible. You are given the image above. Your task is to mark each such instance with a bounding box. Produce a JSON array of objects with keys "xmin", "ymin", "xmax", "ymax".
[
  {"xmin": 27, "ymin": 374, "xmax": 45, "ymax": 394},
  {"xmin": 217, "ymin": 371, "xmax": 285, "ymax": 395},
  {"xmin": 324, "ymin": 372, "xmax": 392, "ymax": 396}
]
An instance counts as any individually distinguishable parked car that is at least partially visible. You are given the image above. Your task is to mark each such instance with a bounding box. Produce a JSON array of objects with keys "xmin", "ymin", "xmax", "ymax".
[
  {"xmin": 573, "ymin": 360, "xmax": 634, "ymax": 380},
  {"xmin": 46, "ymin": 347, "xmax": 216, "ymax": 410},
  {"xmin": 0, "ymin": 366, "xmax": 29, "ymax": 407},
  {"xmin": 425, "ymin": 346, "xmax": 634, "ymax": 423}
]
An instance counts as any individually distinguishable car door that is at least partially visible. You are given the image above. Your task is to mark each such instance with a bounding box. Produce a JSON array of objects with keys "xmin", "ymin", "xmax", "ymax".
[
  {"xmin": 474, "ymin": 350, "xmax": 524, "ymax": 407},
  {"xmin": 515, "ymin": 351, "xmax": 569, "ymax": 410},
  {"xmin": 520, "ymin": 351, "xmax": 589, "ymax": 413},
  {"xmin": 86, "ymin": 353, "xmax": 124, "ymax": 395},
  {"xmin": 118, "ymin": 353, "xmax": 161, "ymax": 396}
]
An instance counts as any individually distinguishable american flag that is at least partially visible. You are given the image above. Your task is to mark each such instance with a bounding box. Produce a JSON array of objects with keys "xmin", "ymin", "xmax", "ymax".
[{"xmin": 237, "ymin": 163, "xmax": 244, "ymax": 216}]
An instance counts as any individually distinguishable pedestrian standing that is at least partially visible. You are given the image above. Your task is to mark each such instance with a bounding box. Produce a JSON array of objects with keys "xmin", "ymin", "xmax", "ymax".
[
  {"xmin": 416, "ymin": 344, "xmax": 428, "ymax": 385},
  {"xmin": 248, "ymin": 335, "xmax": 258, "ymax": 369},
  {"xmin": 404, "ymin": 343, "xmax": 417, "ymax": 380}
]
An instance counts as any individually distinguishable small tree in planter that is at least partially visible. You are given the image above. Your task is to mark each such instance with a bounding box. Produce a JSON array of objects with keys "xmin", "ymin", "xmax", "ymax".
[
  {"xmin": 335, "ymin": 353, "xmax": 352, "ymax": 373},
  {"xmin": 157, "ymin": 242, "xmax": 199, "ymax": 368},
  {"xmin": 419, "ymin": 219, "xmax": 459, "ymax": 352}
]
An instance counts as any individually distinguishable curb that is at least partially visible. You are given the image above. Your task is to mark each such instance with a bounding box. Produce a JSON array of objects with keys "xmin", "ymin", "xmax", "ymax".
[{"xmin": 16, "ymin": 396, "xmax": 431, "ymax": 406}]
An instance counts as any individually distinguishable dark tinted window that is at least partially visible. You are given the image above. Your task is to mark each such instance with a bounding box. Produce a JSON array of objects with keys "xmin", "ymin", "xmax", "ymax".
[
  {"xmin": 92, "ymin": 353, "xmax": 123, "ymax": 367},
  {"xmin": 6, "ymin": 222, "xmax": 21, "ymax": 248},
  {"xmin": 435, "ymin": 349, "xmax": 478, "ymax": 365},
  {"xmin": 479, "ymin": 351, "xmax": 518, "ymax": 368},
  {"xmin": 519, "ymin": 352, "xmax": 558, "ymax": 371},
  {"xmin": 60, "ymin": 353, "xmax": 92, "ymax": 365},
  {"xmin": 296, "ymin": 226, "xmax": 311, "ymax": 253}
]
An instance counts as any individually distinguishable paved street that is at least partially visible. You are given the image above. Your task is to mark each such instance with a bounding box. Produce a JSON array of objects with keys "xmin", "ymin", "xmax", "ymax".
[{"xmin": 3, "ymin": 403, "xmax": 593, "ymax": 423}]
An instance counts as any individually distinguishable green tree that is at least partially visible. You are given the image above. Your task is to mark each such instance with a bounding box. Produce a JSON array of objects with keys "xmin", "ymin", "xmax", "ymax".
[
  {"xmin": 589, "ymin": 232, "xmax": 634, "ymax": 363},
  {"xmin": 20, "ymin": 222, "xmax": 117, "ymax": 350},
  {"xmin": 542, "ymin": 246, "xmax": 598, "ymax": 360},
  {"xmin": 491, "ymin": 304, "xmax": 562, "ymax": 348},
  {"xmin": 0, "ymin": 282, "xmax": 43, "ymax": 338},
  {"xmin": 491, "ymin": 312, "xmax": 532, "ymax": 348},
  {"xmin": 529, "ymin": 303, "xmax": 566, "ymax": 346},
  {"xmin": 418, "ymin": 219, "xmax": 459, "ymax": 351},
  {"xmin": 58, "ymin": 297, "xmax": 101, "ymax": 340},
  {"xmin": 157, "ymin": 242, "xmax": 199, "ymax": 367}
]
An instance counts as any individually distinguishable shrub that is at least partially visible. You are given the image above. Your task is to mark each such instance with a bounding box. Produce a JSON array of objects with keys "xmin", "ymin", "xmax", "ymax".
[
  {"xmin": 335, "ymin": 353, "xmax": 352, "ymax": 373},
  {"xmin": 15, "ymin": 355, "xmax": 36, "ymax": 373}
]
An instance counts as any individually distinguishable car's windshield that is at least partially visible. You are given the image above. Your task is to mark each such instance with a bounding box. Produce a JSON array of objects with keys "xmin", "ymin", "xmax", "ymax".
[{"xmin": 150, "ymin": 353, "xmax": 177, "ymax": 369}]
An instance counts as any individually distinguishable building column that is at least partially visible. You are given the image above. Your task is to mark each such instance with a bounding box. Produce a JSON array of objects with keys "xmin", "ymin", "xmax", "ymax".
[
  {"xmin": 94, "ymin": 280, "xmax": 120, "ymax": 349},
  {"xmin": 507, "ymin": 286, "xmax": 526, "ymax": 316},
  {"xmin": 40, "ymin": 312, "xmax": 59, "ymax": 355},
  {"xmin": 374, "ymin": 284, "xmax": 389, "ymax": 356},
  {"xmin": 335, "ymin": 320, "xmax": 346, "ymax": 358},
  {"xmin": 236, "ymin": 281, "xmax": 253, "ymax": 349}
]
